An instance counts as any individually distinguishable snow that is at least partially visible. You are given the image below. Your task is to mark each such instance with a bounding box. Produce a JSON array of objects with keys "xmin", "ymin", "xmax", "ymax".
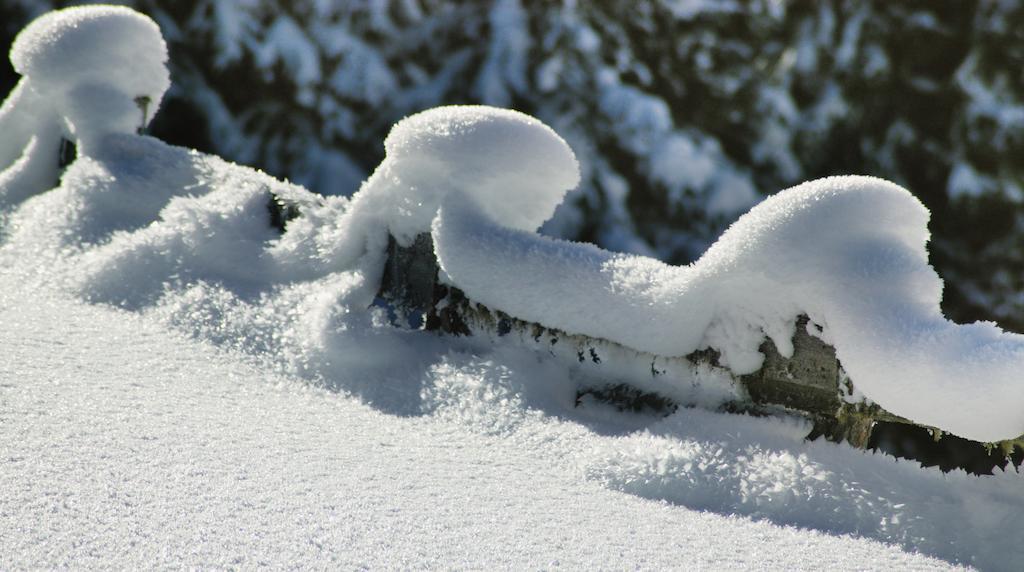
[
  {"xmin": 662, "ymin": 0, "xmax": 739, "ymax": 20},
  {"xmin": 948, "ymin": 161, "xmax": 996, "ymax": 198},
  {"xmin": 594, "ymin": 73, "xmax": 761, "ymax": 226},
  {"xmin": 353, "ymin": 105, "xmax": 579, "ymax": 244},
  {"xmin": 0, "ymin": 119, "xmax": 1020, "ymax": 572},
  {"xmin": 0, "ymin": 6, "xmax": 168, "ymax": 207},
  {"xmin": 324, "ymin": 33, "xmax": 398, "ymax": 103},
  {"xmin": 9, "ymin": 5, "xmax": 169, "ymax": 150},
  {"xmin": 12, "ymin": 100, "xmax": 1019, "ymax": 442},
  {"xmin": 0, "ymin": 80, "xmax": 64, "ymax": 206},
  {"xmin": 3, "ymin": 11, "xmax": 1024, "ymax": 568},
  {"xmin": 255, "ymin": 15, "xmax": 320, "ymax": 104},
  {"xmin": 435, "ymin": 169, "xmax": 1024, "ymax": 443},
  {"xmin": 598, "ymin": 79, "xmax": 673, "ymax": 156},
  {"xmin": 650, "ymin": 133, "xmax": 716, "ymax": 192},
  {"xmin": 0, "ymin": 271, "xmax": 972, "ymax": 570},
  {"xmin": 473, "ymin": 0, "xmax": 529, "ymax": 107}
]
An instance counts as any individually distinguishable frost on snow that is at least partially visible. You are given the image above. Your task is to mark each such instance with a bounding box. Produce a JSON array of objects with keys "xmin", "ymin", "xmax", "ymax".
[{"xmin": 0, "ymin": 6, "xmax": 168, "ymax": 205}]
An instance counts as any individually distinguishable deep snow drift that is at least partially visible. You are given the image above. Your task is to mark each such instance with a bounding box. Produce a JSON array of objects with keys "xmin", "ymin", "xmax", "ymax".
[{"xmin": 3, "ymin": 6, "xmax": 1024, "ymax": 570}]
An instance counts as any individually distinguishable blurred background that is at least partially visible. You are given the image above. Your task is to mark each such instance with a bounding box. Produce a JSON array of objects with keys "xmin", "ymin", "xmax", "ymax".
[{"xmin": 3, "ymin": 1, "xmax": 1023, "ymax": 469}]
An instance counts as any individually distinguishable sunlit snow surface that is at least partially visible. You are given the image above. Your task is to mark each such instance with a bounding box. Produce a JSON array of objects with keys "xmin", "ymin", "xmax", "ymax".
[
  {"xmin": 0, "ymin": 127, "xmax": 1022, "ymax": 570},
  {"xmin": 0, "ymin": 268, "xmax": 968, "ymax": 570},
  {"xmin": 1, "ymin": 8, "xmax": 1023, "ymax": 564}
]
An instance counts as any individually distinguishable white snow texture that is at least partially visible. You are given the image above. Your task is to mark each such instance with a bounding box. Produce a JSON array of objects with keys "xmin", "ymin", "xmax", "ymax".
[
  {"xmin": 3, "ymin": 6, "xmax": 1024, "ymax": 570},
  {"xmin": 435, "ymin": 172, "xmax": 1024, "ymax": 442},
  {"xmin": 353, "ymin": 105, "xmax": 579, "ymax": 244},
  {"xmin": 0, "ymin": 5, "xmax": 168, "ymax": 207},
  {"xmin": 10, "ymin": 5, "xmax": 169, "ymax": 147}
]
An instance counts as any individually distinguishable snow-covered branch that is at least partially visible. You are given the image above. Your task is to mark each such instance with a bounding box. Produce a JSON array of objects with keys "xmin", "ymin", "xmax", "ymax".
[{"xmin": 371, "ymin": 106, "xmax": 1024, "ymax": 444}]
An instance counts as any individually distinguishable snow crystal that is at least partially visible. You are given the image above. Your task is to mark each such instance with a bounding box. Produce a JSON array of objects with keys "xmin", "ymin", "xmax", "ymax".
[{"xmin": 420, "ymin": 348, "xmax": 575, "ymax": 436}]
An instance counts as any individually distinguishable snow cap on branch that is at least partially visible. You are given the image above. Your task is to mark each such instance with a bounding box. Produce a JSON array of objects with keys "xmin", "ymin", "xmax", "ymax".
[
  {"xmin": 10, "ymin": 5, "xmax": 169, "ymax": 149},
  {"xmin": 369, "ymin": 105, "xmax": 579, "ymax": 240}
]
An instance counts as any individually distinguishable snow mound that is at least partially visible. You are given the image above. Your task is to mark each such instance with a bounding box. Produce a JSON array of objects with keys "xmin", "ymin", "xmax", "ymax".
[
  {"xmin": 0, "ymin": 6, "xmax": 169, "ymax": 207},
  {"xmin": 33, "ymin": 107, "xmax": 574, "ymax": 346},
  {"xmin": 351, "ymin": 105, "xmax": 579, "ymax": 244},
  {"xmin": 43, "ymin": 98, "xmax": 1024, "ymax": 443},
  {"xmin": 37, "ymin": 134, "xmax": 344, "ymax": 308},
  {"xmin": 434, "ymin": 175, "xmax": 1024, "ymax": 442},
  {"xmin": 10, "ymin": 5, "xmax": 169, "ymax": 148}
]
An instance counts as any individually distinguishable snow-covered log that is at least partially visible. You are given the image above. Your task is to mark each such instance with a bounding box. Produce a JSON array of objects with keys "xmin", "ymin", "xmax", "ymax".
[
  {"xmin": 2, "ymin": 6, "xmax": 1020, "ymax": 460},
  {"xmin": 371, "ymin": 106, "xmax": 1024, "ymax": 451},
  {"xmin": 378, "ymin": 229, "xmax": 890, "ymax": 448}
]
